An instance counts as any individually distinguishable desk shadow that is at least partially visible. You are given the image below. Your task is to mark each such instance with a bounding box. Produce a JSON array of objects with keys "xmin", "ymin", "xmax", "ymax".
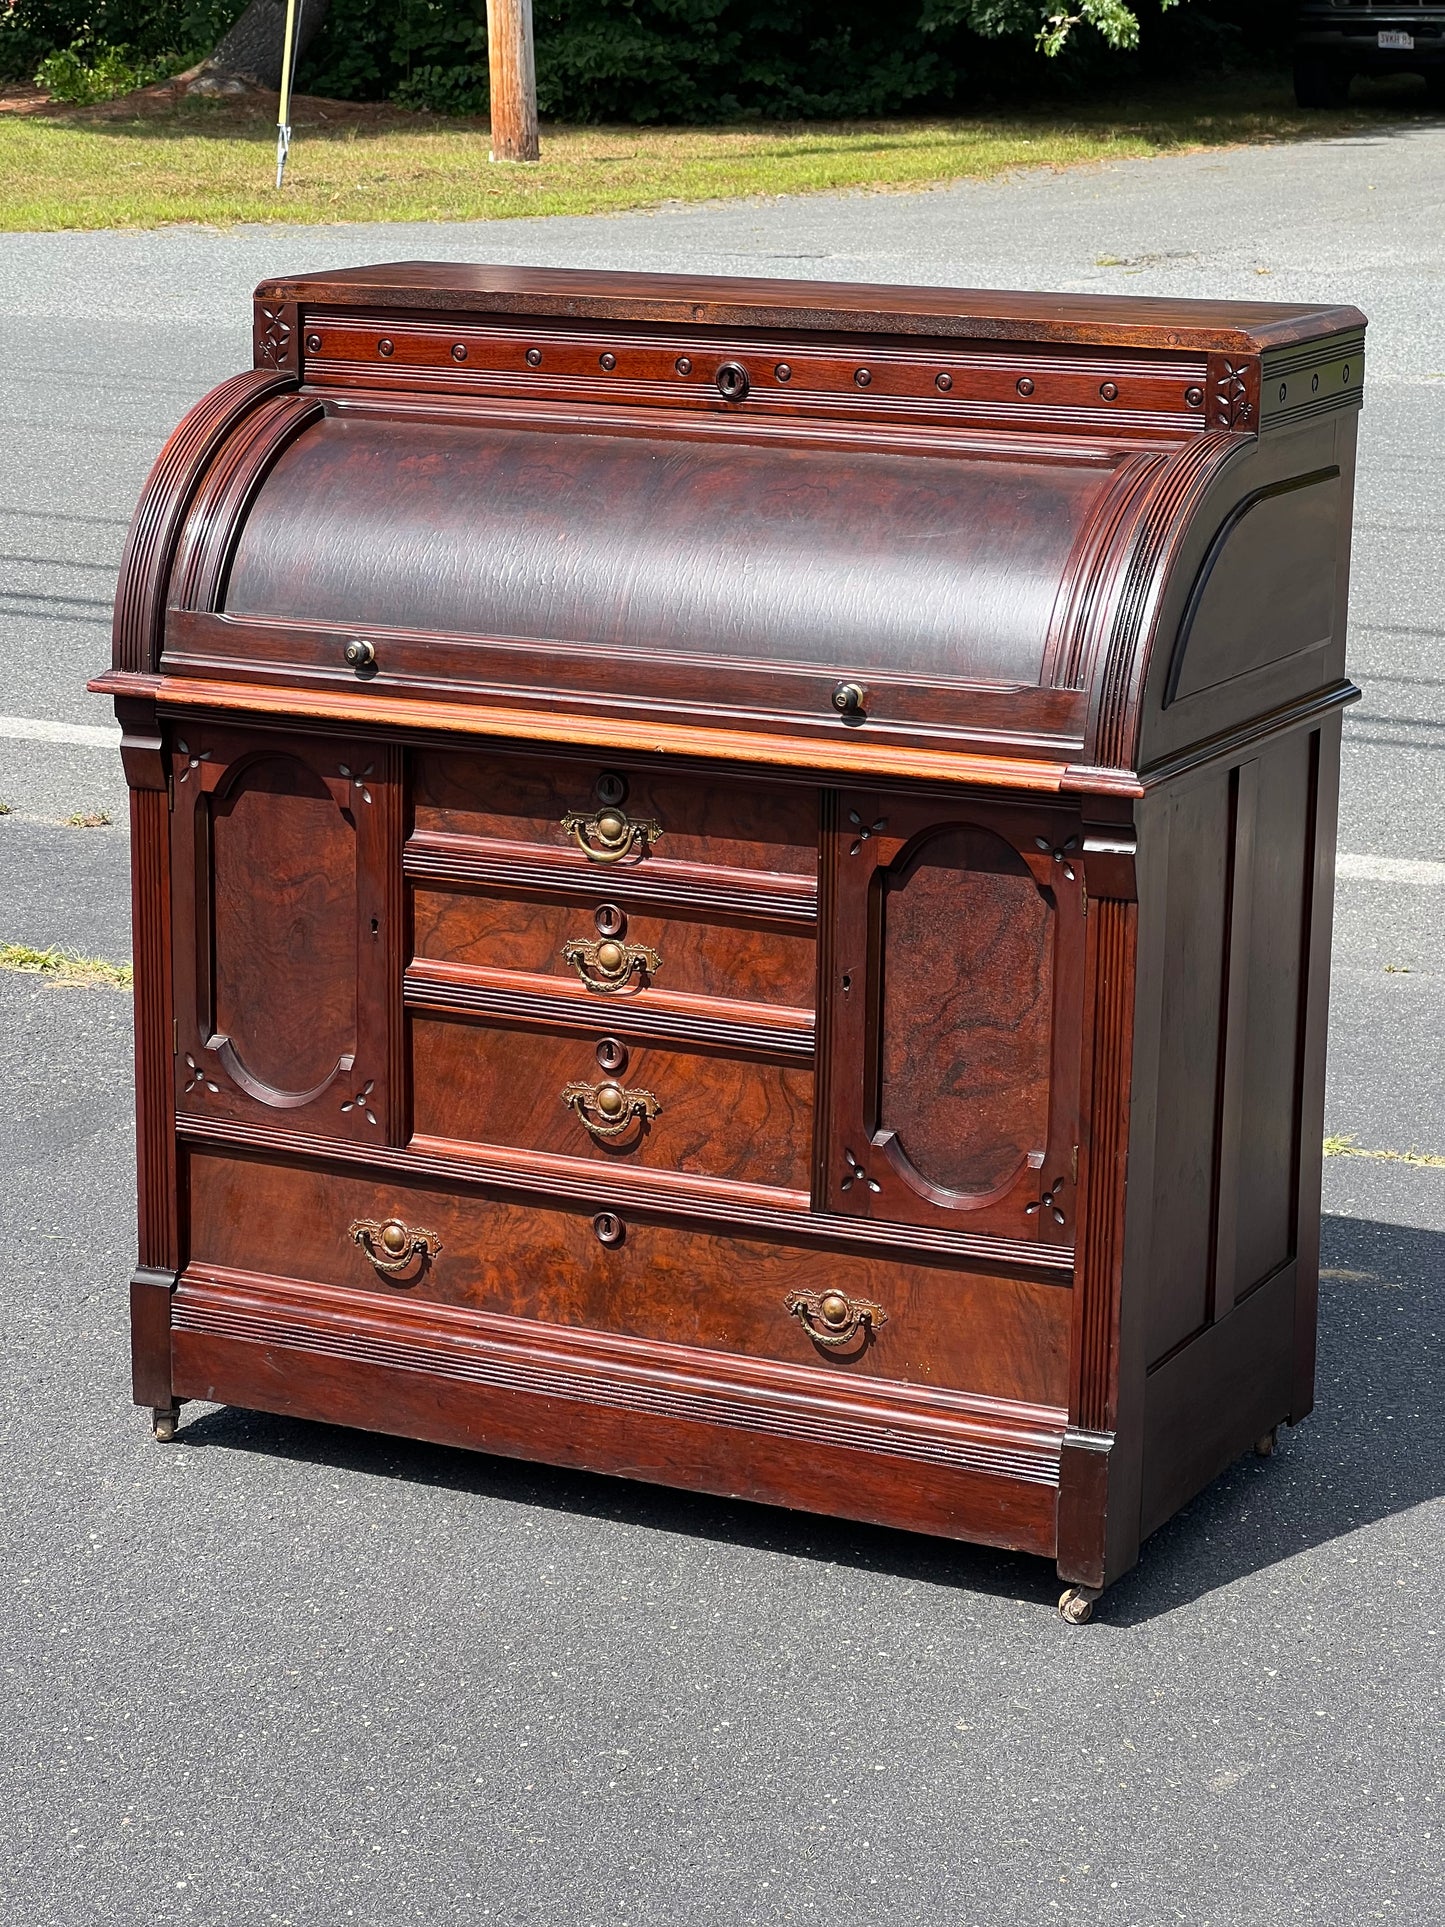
[
  {"xmin": 173, "ymin": 1211, "xmax": 1443, "ymax": 1626},
  {"xmin": 1101, "ymin": 1212, "xmax": 1444, "ymax": 1623}
]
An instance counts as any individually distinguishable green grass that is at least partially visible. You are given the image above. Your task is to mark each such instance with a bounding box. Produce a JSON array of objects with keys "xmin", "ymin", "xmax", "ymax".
[
  {"xmin": 1323, "ymin": 1134, "xmax": 1445, "ymax": 1169},
  {"xmin": 0, "ymin": 76, "xmax": 1432, "ymax": 231},
  {"xmin": 0, "ymin": 942, "xmax": 132, "ymax": 989}
]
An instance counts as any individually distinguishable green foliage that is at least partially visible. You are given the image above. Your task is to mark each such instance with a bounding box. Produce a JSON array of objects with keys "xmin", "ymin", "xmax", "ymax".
[
  {"xmin": 300, "ymin": 0, "xmax": 997, "ymax": 122},
  {"xmin": 1, "ymin": 1, "xmax": 234, "ymax": 83},
  {"xmin": 34, "ymin": 39, "xmax": 180, "ymax": 100},
  {"xmin": 5, "ymin": 0, "xmax": 1296, "ymax": 115},
  {"xmin": 921, "ymin": 1, "xmax": 1178, "ymax": 57}
]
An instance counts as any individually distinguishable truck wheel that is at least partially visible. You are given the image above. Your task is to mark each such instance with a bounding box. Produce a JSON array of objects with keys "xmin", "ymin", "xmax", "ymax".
[{"xmin": 1294, "ymin": 54, "xmax": 1351, "ymax": 108}]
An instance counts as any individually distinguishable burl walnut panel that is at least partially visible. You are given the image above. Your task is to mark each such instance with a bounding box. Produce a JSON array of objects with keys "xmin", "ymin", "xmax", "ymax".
[
  {"xmin": 411, "ymin": 886, "xmax": 817, "ymax": 1011},
  {"xmin": 822, "ymin": 790, "xmax": 1084, "ymax": 1244},
  {"xmin": 210, "ymin": 753, "xmax": 358, "ymax": 1094},
  {"xmin": 412, "ymin": 748, "xmax": 819, "ymax": 877},
  {"xmin": 410, "ymin": 1014, "xmax": 814, "ymax": 1195},
  {"xmin": 879, "ymin": 823, "xmax": 1054, "ymax": 1199},
  {"xmin": 184, "ymin": 1147, "xmax": 1071, "ymax": 1404}
]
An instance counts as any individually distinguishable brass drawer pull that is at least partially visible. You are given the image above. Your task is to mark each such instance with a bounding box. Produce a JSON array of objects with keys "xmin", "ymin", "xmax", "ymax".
[
  {"xmin": 562, "ymin": 935, "xmax": 661, "ymax": 994},
  {"xmin": 785, "ymin": 1287, "xmax": 887, "ymax": 1348},
  {"xmin": 562, "ymin": 1079, "xmax": 661, "ymax": 1140},
  {"xmin": 350, "ymin": 1217, "xmax": 442, "ymax": 1276},
  {"xmin": 560, "ymin": 804, "xmax": 662, "ymax": 865}
]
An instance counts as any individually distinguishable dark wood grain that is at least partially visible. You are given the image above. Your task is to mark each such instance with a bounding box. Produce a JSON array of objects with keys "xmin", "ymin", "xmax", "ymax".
[
  {"xmin": 184, "ymin": 1148, "xmax": 1070, "ymax": 1403},
  {"xmin": 256, "ymin": 259, "xmax": 1366, "ymax": 353},
  {"xmin": 161, "ymin": 605, "xmax": 1092, "ymax": 761},
  {"xmin": 412, "ymin": 884, "xmax": 817, "ymax": 1009},
  {"xmin": 171, "ymin": 1268, "xmax": 1064, "ymax": 1556},
  {"xmin": 412, "ymin": 747, "xmax": 819, "ymax": 877},
  {"xmin": 879, "ymin": 823, "xmax": 1055, "ymax": 1198},
  {"xmin": 210, "ymin": 751, "xmax": 358, "ymax": 1094},
  {"xmin": 169, "ymin": 726, "xmax": 398, "ymax": 1142},
  {"xmin": 98, "ymin": 262, "xmax": 1362, "ymax": 1604},
  {"xmin": 821, "ymin": 791, "xmax": 1084, "ymax": 1242},
  {"xmin": 226, "ymin": 415, "xmax": 1118, "ymax": 684},
  {"xmin": 410, "ymin": 1015, "xmax": 814, "ymax": 1194}
]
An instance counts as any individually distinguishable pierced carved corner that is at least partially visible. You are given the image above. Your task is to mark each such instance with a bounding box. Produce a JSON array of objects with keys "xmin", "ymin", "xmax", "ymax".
[
  {"xmin": 1211, "ymin": 358, "xmax": 1257, "ymax": 431},
  {"xmin": 256, "ymin": 303, "xmax": 297, "ymax": 372}
]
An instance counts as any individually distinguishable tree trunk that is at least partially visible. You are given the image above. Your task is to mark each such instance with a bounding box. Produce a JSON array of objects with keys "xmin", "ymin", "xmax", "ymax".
[
  {"xmin": 189, "ymin": 0, "xmax": 332, "ymax": 95},
  {"xmin": 486, "ymin": 0, "xmax": 540, "ymax": 162}
]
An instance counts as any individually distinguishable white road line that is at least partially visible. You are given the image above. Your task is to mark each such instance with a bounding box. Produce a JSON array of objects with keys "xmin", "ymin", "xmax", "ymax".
[
  {"xmin": 1336, "ymin": 853, "xmax": 1445, "ymax": 888},
  {"xmin": 0, "ymin": 711, "xmax": 1440, "ymax": 893},
  {"xmin": 0, "ymin": 713, "xmax": 120, "ymax": 747}
]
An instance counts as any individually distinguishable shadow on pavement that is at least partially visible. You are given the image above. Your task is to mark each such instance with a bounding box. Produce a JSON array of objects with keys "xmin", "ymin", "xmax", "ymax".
[{"xmin": 171, "ymin": 1211, "xmax": 1443, "ymax": 1625}]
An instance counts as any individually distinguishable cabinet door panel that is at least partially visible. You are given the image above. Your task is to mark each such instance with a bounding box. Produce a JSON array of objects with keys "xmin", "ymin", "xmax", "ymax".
[
  {"xmin": 821, "ymin": 791, "xmax": 1083, "ymax": 1243},
  {"xmin": 210, "ymin": 753, "xmax": 358, "ymax": 1098},
  {"xmin": 171, "ymin": 726, "xmax": 401, "ymax": 1141},
  {"xmin": 879, "ymin": 823, "xmax": 1054, "ymax": 1203}
]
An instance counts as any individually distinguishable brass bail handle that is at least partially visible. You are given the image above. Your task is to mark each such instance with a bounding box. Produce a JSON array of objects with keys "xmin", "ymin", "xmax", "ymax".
[
  {"xmin": 560, "ymin": 802, "xmax": 662, "ymax": 865},
  {"xmin": 562, "ymin": 935, "xmax": 662, "ymax": 994},
  {"xmin": 784, "ymin": 1287, "xmax": 887, "ymax": 1348},
  {"xmin": 561, "ymin": 1079, "xmax": 661, "ymax": 1140},
  {"xmin": 350, "ymin": 1217, "xmax": 442, "ymax": 1277}
]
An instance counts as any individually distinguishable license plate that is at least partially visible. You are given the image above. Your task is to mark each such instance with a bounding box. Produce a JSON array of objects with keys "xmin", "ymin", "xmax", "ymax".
[{"xmin": 1378, "ymin": 29, "xmax": 1414, "ymax": 50}]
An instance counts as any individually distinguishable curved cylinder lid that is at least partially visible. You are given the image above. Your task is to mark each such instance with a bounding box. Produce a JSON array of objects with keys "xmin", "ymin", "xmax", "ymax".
[{"xmin": 223, "ymin": 412, "xmax": 1126, "ymax": 686}]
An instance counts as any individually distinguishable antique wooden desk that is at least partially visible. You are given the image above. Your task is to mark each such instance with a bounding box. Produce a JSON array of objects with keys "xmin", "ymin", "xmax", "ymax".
[{"xmin": 94, "ymin": 265, "xmax": 1364, "ymax": 1617}]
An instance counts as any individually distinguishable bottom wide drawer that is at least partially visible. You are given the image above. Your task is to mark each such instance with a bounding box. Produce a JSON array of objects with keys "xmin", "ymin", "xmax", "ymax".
[{"xmin": 183, "ymin": 1146, "xmax": 1070, "ymax": 1407}]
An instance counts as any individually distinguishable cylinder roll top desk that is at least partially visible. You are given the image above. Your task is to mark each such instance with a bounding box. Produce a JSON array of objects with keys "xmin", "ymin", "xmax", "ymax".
[{"xmin": 93, "ymin": 265, "xmax": 1364, "ymax": 1617}]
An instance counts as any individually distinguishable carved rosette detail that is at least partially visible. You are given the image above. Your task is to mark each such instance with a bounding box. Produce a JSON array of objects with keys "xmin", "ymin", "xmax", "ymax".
[
  {"xmin": 339, "ymin": 762, "xmax": 373, "ymax": 804},
  {"xmin": 341, "ymin": 1078, "xmax": 378, "ymax": 1125},
  {"xmin": 259, "ymin": 305, "xmax": 293, "ymax": 369},
  {"xmin": 175, "ymin": 739, "xmax": 211, "ymax": 783},
  {"xmin": 182, "ymin": 1053, "xmax": 220, "ymax": 1096},
  {"xmin": 840, "ymin": 1146, "xmax": 880, "ymax": 1194},
  {"xmin": 1035, "ymin": 834, "xmax": 1079, "ymax": 881},
  {"xmin": 1214, "ymin": 360, "xmax": 1253, "ymax": 430},
  {"xmin": 1025, "ymin": 1178, "xmax": 1067, "ymax": 1227},
  {"xmin": 846, "ymin": 810, "xmax": 887, "ymax": 856}
]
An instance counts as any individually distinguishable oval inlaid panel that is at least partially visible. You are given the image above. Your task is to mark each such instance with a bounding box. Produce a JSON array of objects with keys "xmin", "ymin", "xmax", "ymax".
[
  {"xmin": 878, "ymin": 824, "xmax": 1053, "ymax": 1200},
  {"xmin": 210, "ymin": 755, "xmax": 357, "ymax": 1097}
]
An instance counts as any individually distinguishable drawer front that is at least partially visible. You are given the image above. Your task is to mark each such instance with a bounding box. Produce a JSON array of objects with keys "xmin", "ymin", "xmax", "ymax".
[
  {"xmin": 411, "ymin": 1015, "xmax": 813, "ymax": 1195},
  {"xmin": 412, "ymin": 885, "xmax": 817, "ymax": 1011},
  {"xmin": 413, "ymin": 748, "xmax": 819, "ymax": 878},
  {"xmin": 184, "ymin": 1148, "xmax": 1071, "ymax": 1405}
]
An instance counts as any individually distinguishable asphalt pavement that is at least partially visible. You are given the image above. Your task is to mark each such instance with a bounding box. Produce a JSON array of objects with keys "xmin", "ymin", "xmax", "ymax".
[{"xmin": 1, "ymin": 119, "xmax": 1442, "ymax": 1926}]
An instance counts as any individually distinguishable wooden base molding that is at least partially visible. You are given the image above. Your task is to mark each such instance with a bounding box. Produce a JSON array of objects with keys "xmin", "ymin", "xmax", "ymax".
[{"xmin": 172, "ymin": 1269, "xmax": 1065, "ymax": 1554}]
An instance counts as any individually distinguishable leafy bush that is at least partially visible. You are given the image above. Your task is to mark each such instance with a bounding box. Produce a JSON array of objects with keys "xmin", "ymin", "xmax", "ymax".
[
  {"xmin": 0, "ymin": 1, "xmax": 233, "ymax": 84},
  {"xmin": 5, "ymin": 0, "xmax": 1296, "ymax": 114},
  {"xmin": 34, "ymin": 38, "xmax": 180, "ymax": 100},
  {"xmin": 299, "ymin": 0, "xmax": 1291, "ymax": 122}
]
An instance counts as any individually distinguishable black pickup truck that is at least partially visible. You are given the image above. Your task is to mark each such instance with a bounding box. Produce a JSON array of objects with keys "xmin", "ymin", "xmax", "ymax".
[{"xmin": 1295, "ymin": 2, "xmax": 1445, "ymax": 104}]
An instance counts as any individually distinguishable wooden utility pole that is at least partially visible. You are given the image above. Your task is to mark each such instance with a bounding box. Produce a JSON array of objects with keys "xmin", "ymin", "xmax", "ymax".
[{"xmin": 486, "ymin": 0, "xmax": 539, "ymax": 162}]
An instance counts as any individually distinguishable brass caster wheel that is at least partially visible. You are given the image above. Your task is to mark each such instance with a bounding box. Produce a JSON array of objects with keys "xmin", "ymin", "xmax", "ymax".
[
  {"xmin": 1254, "ymin": 1426, "xmax": 1279, "ymax": 1458},
  {"xmin": 1059, "ymin": 1586, "xmax": 1101, "ymax": 1625},
  {"xmin": 152, "ymin": 1405, "xmax": 180, "ymax": 1442}
]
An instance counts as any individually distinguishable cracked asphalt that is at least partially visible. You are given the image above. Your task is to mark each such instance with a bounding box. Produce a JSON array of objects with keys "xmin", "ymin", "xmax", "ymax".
[{"xmin": 1, "ymin": 118, "xmax": 1442, "ymax": 1927}]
